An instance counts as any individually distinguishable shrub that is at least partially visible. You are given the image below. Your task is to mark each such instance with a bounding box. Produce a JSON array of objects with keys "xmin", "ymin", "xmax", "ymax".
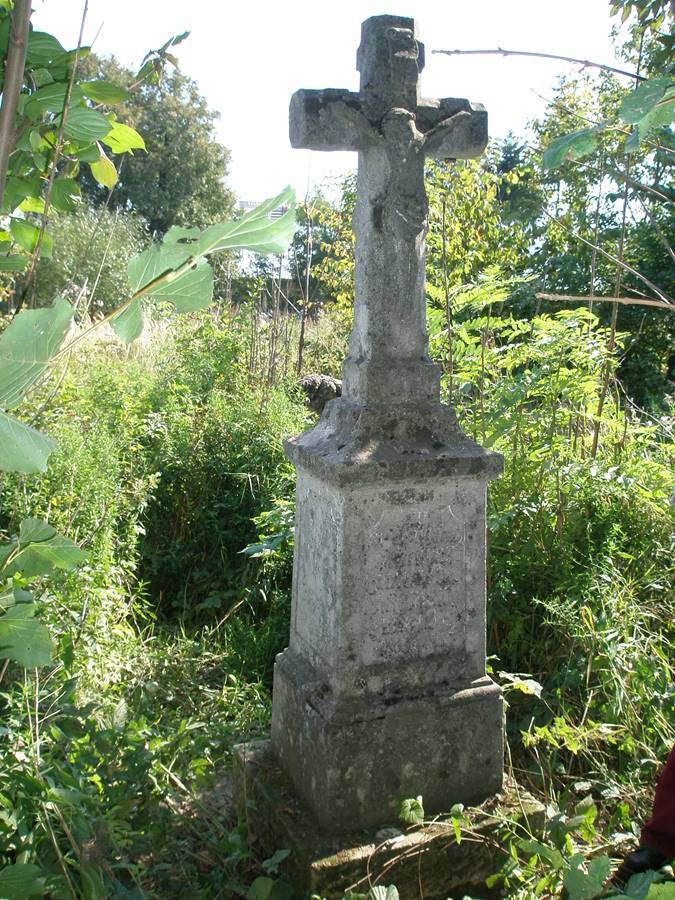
[{"xmin": 32, "ymin": 200, "xmax": 149, "ymax": 314}]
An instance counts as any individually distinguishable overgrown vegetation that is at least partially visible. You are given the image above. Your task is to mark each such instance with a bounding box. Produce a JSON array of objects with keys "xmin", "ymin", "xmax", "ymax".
[{"xmin": 0, "ymin": 0, "xmax": 673, "ymax": 898}]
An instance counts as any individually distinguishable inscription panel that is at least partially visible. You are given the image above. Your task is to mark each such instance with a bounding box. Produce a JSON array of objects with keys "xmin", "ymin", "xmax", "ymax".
[{"xmin": 342, "ymin": 479, "xmax": 485, "ymax": 668}]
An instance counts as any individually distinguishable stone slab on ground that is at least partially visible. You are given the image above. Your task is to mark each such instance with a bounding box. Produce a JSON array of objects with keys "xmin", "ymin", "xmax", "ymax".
[{"xmin": 233, "ymin": 740, "xmax": 546, "ymax": 899}]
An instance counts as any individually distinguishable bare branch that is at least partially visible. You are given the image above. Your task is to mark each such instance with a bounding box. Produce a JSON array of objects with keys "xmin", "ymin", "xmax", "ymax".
[
  {"xmin": 536, "ymin": 292, "xmax": 674, "ymax": 311},
  {"xmin": 432, "ymin": 47, "xmax": 645, "ymax": 81},
  {"xmin": 0, "ymin": 0, "xmax": 32, "ymax": 209},
  {"xmin": 543, "ymin": 209, "xmax": 675, "ymax": 306}
]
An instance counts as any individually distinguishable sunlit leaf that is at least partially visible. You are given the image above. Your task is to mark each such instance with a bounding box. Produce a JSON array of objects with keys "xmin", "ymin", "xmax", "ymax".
[
  {"xmin": 81, "ymin": 80, "xmax": 131, "ymax": 104},
  {"xmin": 101, "ymin": 120, "xmax": 146, "ymax": 154},
  {"xmin": 543, "ymin": 129, "xmax": 599, "ymax": 170},
  {"xmin": 10, "ymin": 218, "xmax": 40, "ymax": 253},
  {"xmin": 619, "ymin": 77, "xmax": 674, "ymax": 124},
  {"xmin": 110, "ymin": 301, "xmax": 144, "ymax": 343},
  {"xmin": 0, "ymin": 297, "xmax": 74, "ymax": 408},
  {"xmin": 399, "ymin": 795, "xmax": 424, "ymax": 825},
  {"xmin": 89, "ymin": 150, "xmax": 118, "ymax": 188},
  {"xmin": 5, "ymin": 532, "xmax": 86, "ymax": 579}
]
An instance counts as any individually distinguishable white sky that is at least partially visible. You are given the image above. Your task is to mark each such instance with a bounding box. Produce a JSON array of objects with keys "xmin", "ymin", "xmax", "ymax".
[{"xmin": 32, "ymin": 1, "xmax": 625, "ymax": 203}]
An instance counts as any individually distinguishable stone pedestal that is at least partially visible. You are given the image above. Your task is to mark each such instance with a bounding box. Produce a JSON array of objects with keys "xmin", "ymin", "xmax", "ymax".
[
  {"xmin": 269, "ymin": 399, "xmax": 504, "ymax": 832},
  {"xmin": 234, "ymin": 740, "xmax": 545, "ymax": 899}
]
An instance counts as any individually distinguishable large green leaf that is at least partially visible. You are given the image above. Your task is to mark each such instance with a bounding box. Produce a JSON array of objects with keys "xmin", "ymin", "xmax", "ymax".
[
  {"xmin": 111, "ymin": 262, "xmax": 213, "ymax": 341},
  {"xmin": 0, "ymin": 863, "xmax": 45, "ymax": 899},
  {"xmin": 51, "ymin": 177, "xmax": 81, "ymax": 212},
  {"xmin": 26, "ymin": 31, "xmax": 66, "ymax": 66},
  {"xmin": 62, "ymin": 106, "xmax": 112, "ymax": 142},
  {"xmin": 81, "ymin": 80, "xmax": 131, "ymax": 104},
  {"xmin": 6, "ymin": 528, "xmax": 86, "ymax": 579},
  {"xmin": 194, "ymin": 186, "xmax": 297, "ymax": 255},
  {"xmin": 18, "ymin": 518, "xmax": 56, "ymax": 543},
  {"xmin": 0, "ymin": 412, "xmax": 56, "ymax": 473},
  {"xmin": 543, "ymin": 129, "xmax": 599, "ymax": 170},
  {"xmin": 101, "ymin": 120, "xmax": 146, "ymax": 154},
  {"xmin": 0, "ymin": 604, "xmax": 53, "ymax": 667},
  {"xmin": 111, "ymin": 187, "xmax": 295, "ymax": 343},
  {"xmin": 619, "ymin": 77, "xmax": 674, "ymax": 124},
  {"xmin": 110, "ymin": 302, "xmax": 144, "ymax": 343},
  {"xmin": 24, "ymin": 82, "xmax": 84, "ymax": 119},
  {"xmin": 625, "ymin": 97, "xmax": 675, "ymax": 150},
  {"xmin": 0, "ymin": 255, "xmax": 29, "ymax": 273},
  {"xmin": 0, "ymin": 297, "xmax": 74, "ymax": 408},
  {"xmin": 563, "ymin": 855, "xmax": 612, "ymax": 900}
]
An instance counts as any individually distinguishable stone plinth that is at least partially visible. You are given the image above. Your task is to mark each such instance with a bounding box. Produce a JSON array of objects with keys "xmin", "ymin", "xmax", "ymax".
[
  {"xmin": 234, "ymin": 740, "xmax": 545, "ymax": 899},
  {"xmin": 269, "ymin": 399, "xmax": 504, "ymax": 832}
]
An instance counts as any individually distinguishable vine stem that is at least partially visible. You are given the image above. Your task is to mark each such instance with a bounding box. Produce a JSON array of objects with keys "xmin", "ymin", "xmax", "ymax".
[
  {"xmin": 432, "ymin": 47, "xmax": 645, "ymax": 81},
  {"xmin": 0, "ymin": 0, "xmax": 32, "ymax": 210}
]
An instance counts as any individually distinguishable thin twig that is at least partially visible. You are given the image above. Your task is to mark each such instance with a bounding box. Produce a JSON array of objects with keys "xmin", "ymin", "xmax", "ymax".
[
  {"xmin": 543, "ymin": 209, "xmax": 674, "ymax": 306},
  {"xmin": 432, "ymin": 47, "xmax": 645, "ymax": 81},
  {"xmin": 535, "ymin": 292, "xmax": 674, "ymax": 311},
  {"xmin": 531, "ymin": 88, "xmax": 675, "ymax": 158},
  {"xmin": 0, "ymin": 0, "xmax": 32, "ymax": 209},
  {"xmin": 634, "ymin": 192, "xmax": 675, "ymax": 265}
]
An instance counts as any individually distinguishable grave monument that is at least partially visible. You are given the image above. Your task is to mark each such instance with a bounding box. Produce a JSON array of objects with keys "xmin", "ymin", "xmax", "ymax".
[{"xmin": 234, "ymin": 15, "xmax": 542, "ymax": 895}]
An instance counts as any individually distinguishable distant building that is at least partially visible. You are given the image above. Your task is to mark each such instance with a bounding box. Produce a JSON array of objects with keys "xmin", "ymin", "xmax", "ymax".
[{"xmin": 238, "ymin": 200, "xmax": 289, "ymax": 220}]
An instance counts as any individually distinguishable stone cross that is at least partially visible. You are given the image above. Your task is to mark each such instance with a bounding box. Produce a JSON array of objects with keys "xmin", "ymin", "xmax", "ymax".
[
  {"xmin": 290, "ymin": 14, "xmax": 487, "ymax": 404},
  {"xmin": 268, "ymin": 14, "xmax": 504, "ymax": 835}
]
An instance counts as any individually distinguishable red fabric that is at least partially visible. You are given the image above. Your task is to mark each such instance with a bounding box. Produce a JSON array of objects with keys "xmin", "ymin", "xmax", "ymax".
[{"xmin": 641, "ymin": 744, "xmax": 675, "ymax": 860}]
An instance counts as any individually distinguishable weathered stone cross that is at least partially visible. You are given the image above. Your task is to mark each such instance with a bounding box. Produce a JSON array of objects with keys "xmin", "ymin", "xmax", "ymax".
[
  {"xmin": 290, "ymin": 14, "xmax": 487, "ymax": 403},
  {"xmin": 236, "ymin": 15, "xmax": 505, "ymax": 847}
]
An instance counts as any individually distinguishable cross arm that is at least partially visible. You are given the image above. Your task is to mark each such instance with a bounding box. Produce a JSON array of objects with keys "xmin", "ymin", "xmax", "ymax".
[
  {"xmin": 417, "ymin": 98, "xmax": 488, "ymax": 160},
  {"xmin": 289, "ymin": 88, "xmax": 379, "ymax": 152}
]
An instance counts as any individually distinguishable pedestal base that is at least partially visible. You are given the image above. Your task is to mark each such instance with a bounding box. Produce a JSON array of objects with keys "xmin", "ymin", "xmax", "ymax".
[
  {"xmin": 233, "ymin": 740, "xmax": 546, "ymax": 899},
  {"xmin": 272, "ymin": 650, "xmax": 504, "ymax": 833}
]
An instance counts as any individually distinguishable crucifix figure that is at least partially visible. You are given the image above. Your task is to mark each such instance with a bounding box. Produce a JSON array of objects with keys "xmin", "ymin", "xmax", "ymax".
[{"xmin": 290, "ymin": 14, "xmax": 487, "ymax": 404}]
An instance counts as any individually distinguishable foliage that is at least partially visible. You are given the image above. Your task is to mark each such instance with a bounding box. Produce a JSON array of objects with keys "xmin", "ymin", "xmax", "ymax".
[
  {"xmin": 0, "ymin": 317, "xmax": 300, "ymax": 896},
  {"xmin": 78, "ymin": 55, "xmax": 235, "ymax": 236},
  {"xmin": 0, "ymin": 10, "xmax": 146, "ymax": 276},
  {"xmin": 32, "ymin": 199, "xmax": 150, "ymax": 313}
]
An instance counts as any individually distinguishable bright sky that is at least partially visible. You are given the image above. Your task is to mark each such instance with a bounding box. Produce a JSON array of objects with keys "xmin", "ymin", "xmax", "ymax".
[{"xmin": 32, "ymin": 1, "xmax": 625, "ymax": 203}]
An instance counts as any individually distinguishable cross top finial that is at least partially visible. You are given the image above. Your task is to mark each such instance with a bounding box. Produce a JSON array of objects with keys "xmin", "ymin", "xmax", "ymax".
[{"xmin": 357, "ymin": 16, "xmax": 424, "ymax": 117}]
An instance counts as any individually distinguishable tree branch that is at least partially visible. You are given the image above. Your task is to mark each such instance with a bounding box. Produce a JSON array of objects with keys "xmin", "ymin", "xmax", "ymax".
[
  {"xmin": 536, "ymin": 292, "xmax": 674, "ymax": 311},
  {"xmin": 431, "ymin": 47, "xmax": 645, "ymax": 81},
  {"xmin": 0, "ymin": 0, "xmax": 32, "ymax": 210},
  {"xmin": 543, "ymin": 209, "xmax": 675, "ymax": 306}
]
